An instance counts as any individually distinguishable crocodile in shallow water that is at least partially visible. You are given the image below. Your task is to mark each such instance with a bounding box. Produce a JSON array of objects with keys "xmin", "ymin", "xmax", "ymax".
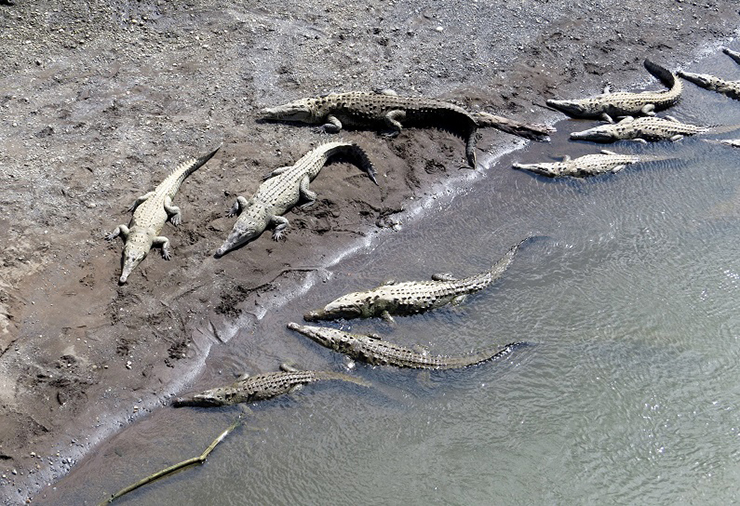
[
  {"xmin": 106, "ymin": 145, "xmax": 221, "ymax": 284},
  {"xmin": 512, "ymin": 150, "xmax": 672, "ymax": 178},
  {"xmin": 547, "ymin": 60, "xmax": 682, "ymax": 123},
  {"xmin": 172, "ymin": 365, "xmax": 369, "ymax": 407},
  {"xmin": 303, "ymin": 237, "xmax": 533, "ymax": 322},
  {"xmin": 568, "ymin": 115, "xmax": 732, "ymax": 143},
  {"xmin": 288, "ymin": 322, "xmax": 529, "ymax": 369},
  {"xmin": 677, "ymin": 49, "xmax": 740, "ymax": 100},
  {"xmin": 214, "ymin": 141, "xmax": 377, "ymax": 257}
]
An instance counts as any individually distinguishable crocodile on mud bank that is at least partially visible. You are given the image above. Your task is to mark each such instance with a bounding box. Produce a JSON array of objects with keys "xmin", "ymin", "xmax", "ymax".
[
  {"xmin": 303, "ymin": 237, "xmax": 534, "ymax": 323},
  {"xmin": 106, "ymin": 145, "xmax": 221, "ymax": 284},
  {"xmin": 259, "ymin": 90, "xmax": 554, "ymax": 168},
  {"xmin": 547, "ymin": 60, "xmax": 682, "ymax": 123},
  {"xmin": 512, "ymin": 150, "xmax": 673, "ymax": 178},
  {"xmin": 172, "ymin": 365, "xmax": 369, "ymax": 407},
  {"xmin": 214, "ymin": 141, "xmax": 377, "ymax": 257},
  {"xmin": 677, "ymin": 48, "xmax": 740, "ymax": 100},
  {"xmin": 288, "ymin": 322, "xmax": 529, "ymax": 369},
  {"xmin": 569, "ymin": 115, "xmax": 739, "ymax": 143}
]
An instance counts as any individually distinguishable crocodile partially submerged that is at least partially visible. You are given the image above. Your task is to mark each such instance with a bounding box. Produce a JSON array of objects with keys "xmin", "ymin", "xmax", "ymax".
[
  {"xmin": 215, "ymin": 141, "xmax": 377, "ymax": 257},
  {"xmin": 288, "ymin": 322, "xmax": 528, "ymax": 369},
  {"xmin": 260, "ymin": 91, "xmax": 553, "ymax": 168},
  {"xmin": 570, "ymin": 115, "xmax": 718, "ymax": 143},
  {"xmin": 106, "ymin": 145, "xmax": 221, "ymax": 284},
  {"xmin": 547, "ymin": 60, "xmax": 682, "ymax": 123},
  {"xmin": 172, "ymin": 366, "xmax": 369, "ymax": 407},
  {"xmin": 677, "ymin": 49, "xmax": 740, "ymax": 100},
  {"xmin": 303, "ymin": 237, "xmax": 533, "ymax": 322},
  {"xmin": 512, "ymin": 150, "xmax": 671, "ymax": 178}
]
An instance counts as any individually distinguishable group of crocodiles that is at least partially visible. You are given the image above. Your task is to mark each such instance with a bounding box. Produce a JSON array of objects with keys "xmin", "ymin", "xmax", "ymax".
[
  {"xmin": 107, "ymin": 50, "xmax": 740, "ymax": 407},
  {"xmin": 513, "ymin": 53, "xmax": 740, "ymax": 178}
]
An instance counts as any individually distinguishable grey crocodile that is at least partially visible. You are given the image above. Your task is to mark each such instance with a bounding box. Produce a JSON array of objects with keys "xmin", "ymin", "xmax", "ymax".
[
  {"xmin": 288, "ymin": 322, "xmax": 528, "ymax": 369},
  {"xmin": 214, "ymin": 141, "xmax": 377, "ymax": 257},
  {"xmin": 106, "ymin": 145, "xmax": 221, "ymax": 284},
  {"xmin": 512, "ymin": 150, "xmax": 671, "ymax": 178},
  {"xmin": 569, "ymin": 115, "xmax": 724, "ymax": 143},
  {"xmin": 704, "ymin": 139, "xmax": 740, "ymax": 148},
  {"xmin": 303, "ymin": 237, "xmax": 532, "ymax": 322},
  {"xmin": 547, "ymin": 60, "xmax": 682, "ymax": 123},
  {"xmin": 172, "ymin": 366, "xmax": 369, "ymax": 407},
  {"xmin": 677, "ymin": 49, "xmax": 740, "ymax": 100},
  {"xmin": 260, "ymin": 90, "xmax": 480, "ymax": 166}
]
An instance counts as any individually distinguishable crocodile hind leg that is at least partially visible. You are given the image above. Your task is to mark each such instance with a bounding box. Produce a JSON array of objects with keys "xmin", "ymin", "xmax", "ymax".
[
  {"xmin": 297, "ymin": 175, "xmax": 318, "ymax": 209},
  {"xmin": 127, "ymin": 191, "xmax": 155, "ymax": 212},
  {"xmin": 164, "ymin": 195, "xmax": 182, "ymax": 226},
  {"xmin": 106, "ymin": 224, "xmax": 130, "ymax": 242},
  {"xmin": 152, "ymin": 236, "xmax": 172, "ymax": 260},
  {"xmin": 323, "ymin": 115, "xmax": 343, "ymax": 133},
  {"xmin": 270, "ymin": 215, "xmax": 290, "ymax": 241},
  {"xmin": 382, "ymin": 109, "xmax": 406, "ymax": 137},
  {"xmin": 227, "ymin": 196, "xmax": 250, "ymax": 217}
]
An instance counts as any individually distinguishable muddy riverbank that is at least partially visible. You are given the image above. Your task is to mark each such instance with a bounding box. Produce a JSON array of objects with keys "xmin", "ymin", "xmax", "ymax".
[{"xmin": 1, "ymin": 0, "xmax": 738, "ymax": 503}]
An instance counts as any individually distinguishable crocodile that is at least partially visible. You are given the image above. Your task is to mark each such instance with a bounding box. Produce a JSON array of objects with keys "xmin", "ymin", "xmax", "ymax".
[
  {"xmin": 106, "ymin": 145, "xmax": 221, "ymax": 284},
  {"xmin": 512, "ymin": 150, "xmax": 671, "ymax": 178},
  {"xmin": 678, "ymin": 50, "xmax": 740, "ymax": 100},
  {"xmin": 214, "ymin": 141, "xmax": 377, "ymax": 257},
  {"xmin": 303, "ymin": 237, "xmax": 533, "ymax": 323},
  {"xmin": 569, "ymin": 115, "xmax": 727, "ymax": 143},
  {"xmin": 287, "ymin": 322, "xmax": 528, "ymax": 369},
  {"xmin": 172, "ymin": 366, "xmax": 369, "ymax": 407},
  {"xmin": 547, "ymin": 60, "xmax": 682, "ymax": 123},
  {"xmin": 260, "ymin": 90, "xmax": 480, "ymax": 166}
]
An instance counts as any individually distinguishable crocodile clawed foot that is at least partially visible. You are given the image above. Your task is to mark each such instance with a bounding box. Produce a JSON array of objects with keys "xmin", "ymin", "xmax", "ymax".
[{"xmin": 272, "ymin": 230, "xmax": 285, "ymax": 241}]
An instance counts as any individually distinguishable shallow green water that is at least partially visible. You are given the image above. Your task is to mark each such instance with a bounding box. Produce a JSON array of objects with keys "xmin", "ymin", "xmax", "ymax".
[{"xmin": 44, "ymin": 47, "xmax": 740, "ymax": 505}]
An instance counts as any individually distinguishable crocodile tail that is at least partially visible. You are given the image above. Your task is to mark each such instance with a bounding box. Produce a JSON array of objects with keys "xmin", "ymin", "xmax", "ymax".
[
  {"xmin": 707, "ymin": 124, "xmax": 740, "ymax": 135},
  {"xmin": 723, "ymin": 47, "xmax": 740, "ymax": 66},
  {"xmin": 487, "ymin": 341, "xmax": 531, "ymax": 362},
  {"xmin": 643, "ymin": 59, "xmax": 679, "ymax": 90},
  {"xmin": 319, "ymin": 371, "xmax": 372, "ymax": 388},
  {"xmin": 336, "ymin": 142, "xmax": 379, "ymax": 185},
  {"xmin": 171, "ymin": 143, "xmax": 223, "ymax": 181}
]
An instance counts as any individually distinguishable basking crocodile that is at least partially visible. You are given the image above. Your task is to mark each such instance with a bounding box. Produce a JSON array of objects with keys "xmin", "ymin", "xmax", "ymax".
[
  {"xmin": 260, "ymin": 90, "xmax": 480, "ymax": 166},
  {"xmin": 547, "ymin": 60, "xmax": 682, "ymax": 123},
  {"xmin": 678, "ymin": 49, "xmax": 740, "ymax": 100},
  {"xmin": 288, "ymin": 322, "xmax": 528, "ymax": 369},
  {"xmin": 512, "ymin": 150, "xmax": 671, "ymax": 178},
  {"xmin": 106, "ymin": 145, "xmax": 221, "ymax": 284},
  {"xmin": 304, "ymin": 237, "xmax": 533, "ymax": 322},
  {"xmin": 569, "ymin": 115, "xmax": 726, "ymax": 143},
  {"xmin": 172, "ymin": 365, "xmax": 369, "ymax": 407},
  {"xmin": 214, "ymin": 141, "xmax": 377, "ymax": 257}
]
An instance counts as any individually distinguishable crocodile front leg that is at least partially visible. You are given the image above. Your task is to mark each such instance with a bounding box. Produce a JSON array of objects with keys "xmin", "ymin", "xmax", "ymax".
[
  {"xmin": 323, "ymin": 114, "xmax": 343, "ymax": 133},
  {"xmin": 106, "ymin": 224, "xmax": 130, "ymax": 242},
  {"xmin": 164, "ymin": 195, "xmax": 182, "ymax": 226},
  {"xmin": 228, "ymin": 196, "xmax": 250, "ymax": 217},
  {"xmin": 382, "ymin": 109, "xmax": 406, "ymax": 137},
  {"xmin": 297, "ymin": 174, "xmax": 317, "ymax": 209},
  {"xmin": 152, "ymin": 236, "xmax": 172, "ymax": 260},
  {"xmin": 127, "ymin": 191, "xmax": 155, "ymax": 212},
  {"xmin": 271, "ymin": 216, "xmax": 290, "ymax": 241},
  {"xmin": 640, "ymin": 104, "xmax": 656, "ymax": 115}
]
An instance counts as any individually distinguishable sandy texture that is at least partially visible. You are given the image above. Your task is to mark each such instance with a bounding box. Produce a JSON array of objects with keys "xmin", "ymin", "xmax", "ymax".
[{"xmin": 0, "ymin": 0, "xmax": 738, "ymax": 502}]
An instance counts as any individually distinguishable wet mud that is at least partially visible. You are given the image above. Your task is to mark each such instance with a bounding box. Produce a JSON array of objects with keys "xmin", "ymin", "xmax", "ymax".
[{"xmin": 0, "ymin": 0, "xmax": 738, "ymax": 503}]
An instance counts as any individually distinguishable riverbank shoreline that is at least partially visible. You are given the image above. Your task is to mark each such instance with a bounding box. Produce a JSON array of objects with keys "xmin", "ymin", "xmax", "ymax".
[{"xmin": 1, "ymin": 1, "xmax": 738, "ymax": 503}]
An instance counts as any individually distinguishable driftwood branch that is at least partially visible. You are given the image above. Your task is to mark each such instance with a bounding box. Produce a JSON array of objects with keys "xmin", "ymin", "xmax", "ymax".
[
  {"xmin": 473, "ymin": 111, "xmax": 555, "ymax": 142},
  {"xmin": 99, "ymin": 419, "xmax": 241, "ymax": 505}
]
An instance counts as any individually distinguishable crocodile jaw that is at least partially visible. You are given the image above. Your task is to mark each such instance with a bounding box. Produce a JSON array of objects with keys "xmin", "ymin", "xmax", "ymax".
[
  {"xmin": 569, "ymin": 125, "xmax": 616, "ymax": 142},
  {"xmin": 512, "ymin": 162, "xmax": 561, "ymax": 177},
  {"xmin": 214, "ymin": 224, "xmax": 260, "ymax": 258},
  {"xmin": 287, "ymin": 322, "xmax": 336, "ymax": 347},
  {"xmin": 259, "ymin": 100, "xmax": 316, "ymax": 123},
  {"xmin": 303, "ymin": 299, "xmax": 364, "ymax": 321},
  {"xmin": 546, "ymin": 98, "xmax": 592, "ymax": 117},
  {"xmin": 119, "ymin": 243, "xmax": 147, "ymax": 284},
  {"xmin": 172, "ymin": 393, "xmax": 227, "ymax": 407}
]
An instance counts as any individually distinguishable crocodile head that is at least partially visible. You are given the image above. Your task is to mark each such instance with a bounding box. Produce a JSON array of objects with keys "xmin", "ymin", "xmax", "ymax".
[
  {"xmin": 214, "ymin": 207, "xmax": 270, "ymax": 258},
  {"xmin": 512, "ymin": 161, "xmax": 563, "ymax": 177},
  {"xmin": 546, "ymin": 98, "xmax": 593, "ymax": 117},
  {"xmin": 287, "ymin": 322, "xmax": 344, "ymax": 348},
  {"xmin": 172, "ymin": 388, "xmax": 231, "ymax": 408},
  {"xmin": 119, "ymin": 242, "xmax": 148, "ymax": 284},
  {"xmin": 569, "ymin": 124, "xmax": 618, "ymax": 142},
  {"xmin": 303, "ymin": 293, "xmax": 368, "ymax": 321},
  {"xmin": 259, "ymin": 98, "xmax": 319, "ymax": 124}
]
